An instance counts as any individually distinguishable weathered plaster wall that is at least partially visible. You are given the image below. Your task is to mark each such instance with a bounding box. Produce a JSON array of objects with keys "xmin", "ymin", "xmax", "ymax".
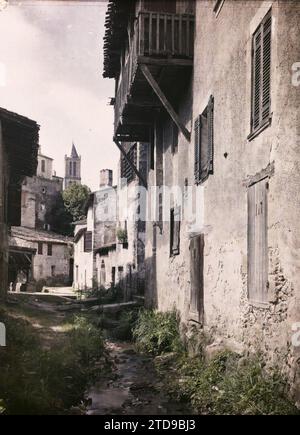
[
  {"xmin": 145, "ymin": 77, "xmax": 193, "ymax": 320},
  {"xmin": 192, "ymin": 0, "xmax": 300, "ymax": 389},
  {"xmin": 9, "ymin": 235, "xmax": 71, "ymax": 287}
]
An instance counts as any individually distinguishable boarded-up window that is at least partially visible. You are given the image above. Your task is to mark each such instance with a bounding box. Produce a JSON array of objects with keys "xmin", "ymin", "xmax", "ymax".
[
  {"xmin": 251, "ymin": 9, "xmax": 272, "ymax": 133},
  {"xmin": 195, "ymin": 96, "xmax": 214, "ymax": 184},
  {"xmin": 170, "ymin": 206, "xmax": 181, "ymax": 256},
  {"xmin": 84, "ymin": 231, "xmax": 93, "ymax": 253},
  {"xmin": 248, "ymin": 179, "xmax": 269, "ymax": 303}
]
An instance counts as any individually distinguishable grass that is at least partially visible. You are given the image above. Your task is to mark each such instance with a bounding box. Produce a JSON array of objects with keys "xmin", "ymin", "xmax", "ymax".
[
  {"xmin": 132, "ymin": 309, "xmax": 299, "ymax": 415},
  {"xmin": 0, "ymin": 306, "xmax": 109, "ymax": 415},
  {"xmin": 133, "ymin": 309, "xmax": 183, "ymax": 356}
]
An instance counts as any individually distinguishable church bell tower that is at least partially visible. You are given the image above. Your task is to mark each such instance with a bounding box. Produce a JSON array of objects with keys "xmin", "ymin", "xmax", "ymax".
[{"xmin": 64, "ymin": 143, "xmax": 81, "ymax": 189}]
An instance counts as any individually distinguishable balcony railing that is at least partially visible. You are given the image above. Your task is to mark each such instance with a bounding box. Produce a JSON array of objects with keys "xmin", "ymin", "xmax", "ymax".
[{"xmin": 114, "ymin": 11, "xmax": 194, "ymax": 137}]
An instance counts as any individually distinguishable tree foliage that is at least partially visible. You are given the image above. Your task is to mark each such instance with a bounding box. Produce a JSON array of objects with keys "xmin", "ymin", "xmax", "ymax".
[
  {"xmin": 62, "ymin": 184, "xmax": 91, "ymax": 224},
  {"xmin": 45, "ymin": 193, "xmax": 73, "ymax": 236}
]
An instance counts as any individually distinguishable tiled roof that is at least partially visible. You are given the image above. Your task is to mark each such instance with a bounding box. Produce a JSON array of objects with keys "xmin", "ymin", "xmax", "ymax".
[{"xmin": 10, "ymin": 226, "xmax": 73, "ymax": 245}]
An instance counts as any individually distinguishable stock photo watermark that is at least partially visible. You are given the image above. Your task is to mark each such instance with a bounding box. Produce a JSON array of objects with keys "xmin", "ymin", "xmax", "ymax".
[{"xmin": 0, "ymin": 322, "xmax": 6, "ymax": 347}]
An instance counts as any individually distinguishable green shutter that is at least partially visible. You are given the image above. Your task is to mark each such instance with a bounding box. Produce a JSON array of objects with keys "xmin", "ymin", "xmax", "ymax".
[{"xmin": 251, "ymin": 9, "xmax": 272, "ymax": 132}]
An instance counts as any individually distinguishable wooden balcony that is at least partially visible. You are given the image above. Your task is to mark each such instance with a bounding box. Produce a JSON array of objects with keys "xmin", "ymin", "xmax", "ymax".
[{"xmin": 114, "ymin": 11, "xmax": 194, "ymax": 142}]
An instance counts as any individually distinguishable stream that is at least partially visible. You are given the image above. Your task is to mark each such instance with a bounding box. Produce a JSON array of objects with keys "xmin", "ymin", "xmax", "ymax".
[{"xmin": 86, "ymin": 341, "xmax": 193, "ymax": 416}]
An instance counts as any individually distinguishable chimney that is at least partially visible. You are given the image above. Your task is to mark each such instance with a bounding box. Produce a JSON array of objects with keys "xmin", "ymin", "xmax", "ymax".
[{"xmin": 100, "ymin": 169, "xmax": 113, "ymax": 188}]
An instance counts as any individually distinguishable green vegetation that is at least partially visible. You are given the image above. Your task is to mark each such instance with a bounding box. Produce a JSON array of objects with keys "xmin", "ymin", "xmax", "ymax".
[
  {"xmin": 133, "ymin": 309, "xmax": 183, "ymax": 356},
  {"xmin": 45, "ymin": 192, "xmax": 73, "ymax": 236},
  {"xmin": 62, "ymin": 183, "xmax": 91, "ymax": 224},
  {"xmin": 0, "ymin": 308, "xmax": 108, "ymax": 415},
  {"xmin": 133, "ymin": 309, "xmax": 299, "ymax": 415},
  {"xmin": 116, "ymin": 228, "xmax": 128, "ymax": 244}
]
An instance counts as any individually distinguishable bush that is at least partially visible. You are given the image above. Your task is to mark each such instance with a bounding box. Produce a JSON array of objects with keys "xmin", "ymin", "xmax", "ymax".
[
  {"xmin": 161, "ymin": 351, "xmax": 299, "ymax": 415},
  {"xmin": 0, "ymin": 311, "xmax": 107, "ymax": 415},
  {"xmin": 133, "ymin": 309, "xmax": 183, "ymax": 356}
]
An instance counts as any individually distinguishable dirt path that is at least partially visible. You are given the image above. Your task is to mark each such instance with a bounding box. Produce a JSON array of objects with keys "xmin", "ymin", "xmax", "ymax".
[{"xmin": 87, "ymin": 341, "xmax": 193, "ymax": 416}]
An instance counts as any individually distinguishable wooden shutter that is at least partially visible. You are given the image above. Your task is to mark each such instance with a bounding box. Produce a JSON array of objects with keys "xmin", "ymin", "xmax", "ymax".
[
  {"xmin": 84, "ymin": 231, "xmax": 93, "ymax": 253},
  {"xmin": 190, "ymin": 235, "xmax": 204, "ymax": 322},
  {"xmin": 195, "ymin": 95, "xmax": 214, "ymax": 185},
  {"xmin": 251, "ymin": 10, "xmax": 272, "ymax": 132},
  {"xmin": 170, "ymin": 206, "xmax": 181, "ymax": 256},
  {"xmin": 262, "ymin": 11, "xmax": 272, "ymax": 123},
  {"xmin": 207, "ymin": 95, "xmax": 214, "ymax": 175},
  {"xmin": 194, "ymin": 115, "xmax": 201, "ymax": 184},
  {"xmin": 248, "ymin": 179, "xmax": 268, "ymax": 303}
]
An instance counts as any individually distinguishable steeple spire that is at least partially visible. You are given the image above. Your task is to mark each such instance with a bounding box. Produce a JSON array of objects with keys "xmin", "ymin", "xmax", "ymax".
[{"xmin": 71, "ymin": 142, "xmax": 79, "ymax": 158}]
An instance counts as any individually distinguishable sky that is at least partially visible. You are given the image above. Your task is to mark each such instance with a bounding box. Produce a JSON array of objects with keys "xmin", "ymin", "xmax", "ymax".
[{"xmin": 0, "ymin": 0, "xmax": 118, "ymax": 191}]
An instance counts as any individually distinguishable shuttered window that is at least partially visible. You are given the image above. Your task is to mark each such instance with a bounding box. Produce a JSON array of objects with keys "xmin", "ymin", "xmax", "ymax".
[
  {"xmin": 84, "ymin": 231, "xmax": 93, "ymax": 253},
  {"xmin": 170, "ymin": 206, "xmax": 181, "ymax": 256},
  {"xmin": 194, "ymin": 96, "xmax": 214, "ymax": 185},
  {"xmin": 248, "ymin": 179, "xmax": 269, "ymax": 304},
  {"xmin": 251, "ymin": 10, "xmax": 272, "ymax": 134},
  {"xmin": 121, "ymin": 143, "xmax": 137, "ymax": 183}
]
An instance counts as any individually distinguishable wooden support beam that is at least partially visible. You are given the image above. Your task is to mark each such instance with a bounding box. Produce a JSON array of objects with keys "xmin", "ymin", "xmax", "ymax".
[
  {"xmin": 140, "ymin": 64, "xmax": 191, "ymax": 142},
  {"xmin": 113, "ymin": 138, "xmax": 148, "ymax": 189}
]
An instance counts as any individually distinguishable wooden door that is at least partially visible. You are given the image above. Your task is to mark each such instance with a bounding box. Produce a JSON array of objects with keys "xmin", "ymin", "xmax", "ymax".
[
  {"xmin": 190, "ymin": 235, "xmax": 204, "ymax": 322},
  {"xmin": 248, "ymin": 179, "xmax": 268, "ymax": 303}
]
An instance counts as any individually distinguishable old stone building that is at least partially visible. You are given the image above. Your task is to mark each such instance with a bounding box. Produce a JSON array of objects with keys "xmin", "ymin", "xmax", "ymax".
[
  {"xmin": 64, "ymin": 143, "xmax": 81, "ymax": 190},
  {"xmin": 9, "ymin": 145, "xmax": 73, "ymax": 290},
  {"xmin": 103, "ymin": 0, "xmax": 300, "ymax": 395},
  {"xmin": 21, "ymin": 146, "xmax": 63, "ymax": 231},
  {"xmin": 9, "ymin": 226, "xmax": 73, "ymax": 291},
  {"xmin": 0, "ymin": 107, "xmax": 39, "ymax": 300},
  {"xmin": 74, "ymin": 156, "xmax": 147, "ymax": 300}
]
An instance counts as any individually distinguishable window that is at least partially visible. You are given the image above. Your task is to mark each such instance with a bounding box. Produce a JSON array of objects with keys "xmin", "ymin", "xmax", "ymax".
[
  {"xmin": 170, "ymin": 206, "xmax": 181, "ymax": 256},
  {"xmin": 194, "ymin": 96, "xmax": 214, "ymax": 185},
  {"xmin": 41, "ymin": 160, "xmax": 46, "ymax": 173},
  {"xmin": 250, "ymin": 9, "xmax": 272, "ymax": 135},
  {"xmin": 73, "ymin": 161, "xmax": 77, "ymax": 177},
  {"xmin": 47, "ymin": 243, "xmax": 53, "ymax": 256},
  {"xmin": 248, "ymin": 178, "xmax": 269, "ymax": 304},
  {"xmin": 171, "ymin": 122, "xmax": 179, "ymax": 154},
  {"xmin": 76, "ymin": 266, "xmax": 79, "ymax": 282},
  {"xmin": 84, "ymin": 231, "xmax": 93, "ymax": 253},
  {"xmin": 121, "ymin": 144, "xmax": 137, "ymax": 183},
  {"xmin": 69, "ymin": 161, "xmax": 73, "ymax": 176},
  {"xmin": 51, "ymin": 266, "xmax": 56, "ymax": 277},
  {"xmin": 38, "ymin": 242, "xmax": 43, "ymax": 255},
  {"xmin": 213, "ymin": 0, "xmax": 225, "ymax": 16}
]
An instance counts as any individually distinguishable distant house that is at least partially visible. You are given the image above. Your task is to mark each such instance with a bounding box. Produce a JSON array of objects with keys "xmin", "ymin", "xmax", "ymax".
[
  {"xmin": 74, "ymin": 162, "xmax": 147, "ymax": 300},
  {"xmin": 9, "ymin": 227, "xmax": 73, "ymax": 292},
  {"xmin": 7, "ymin": 143, "xmax": 74, "ymax": 291},
  {"xmin": 0, "ymin": 107, "xmax": 39, "ymax": 300}
]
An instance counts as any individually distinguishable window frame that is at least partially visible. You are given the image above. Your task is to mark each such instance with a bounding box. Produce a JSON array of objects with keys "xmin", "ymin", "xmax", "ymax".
[
  {"xmin": 170, "ymin": 206, "xmax": 181, "ymax": 257},
  {"xmin": 249, "ymin": 9, "xmax": 272, "ymax": 140},
  {"xmin": 47, "ymin": 243, "xmax": 53, "ymax": 257}
]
